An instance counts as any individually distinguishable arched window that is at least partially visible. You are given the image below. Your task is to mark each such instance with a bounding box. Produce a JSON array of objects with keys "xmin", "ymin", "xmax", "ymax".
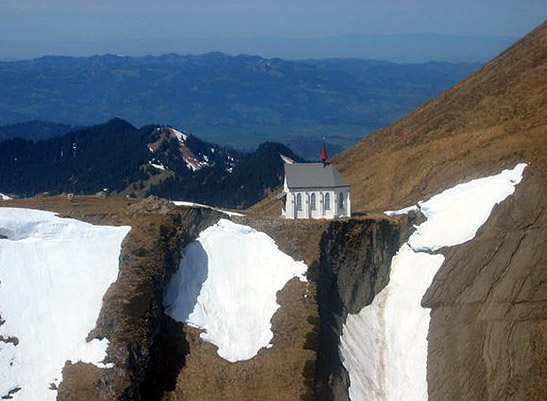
[
  {"xmin": 325, "ymin": 192, "xmax": 331, "ymax": 210},
  {"xmin": 311, "ymin": 193, "xmax": 317, "ymax": 210},
  {"xmin": 339, "ymin": 192, "xmax": 345, "ymax": 209},
  {"xmin": 297, "ymin": 193, "xmax": 302, "ymax": 211}
]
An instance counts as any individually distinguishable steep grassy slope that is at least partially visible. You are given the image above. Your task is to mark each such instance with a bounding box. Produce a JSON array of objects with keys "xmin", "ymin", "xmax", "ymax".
[
  {"xmin": 333, "ymin": 20, "xmax": 547, "ymax": 213},
  {"xmin": 252, "ymin": 20, "xmax": 546, "ymax": 214}
]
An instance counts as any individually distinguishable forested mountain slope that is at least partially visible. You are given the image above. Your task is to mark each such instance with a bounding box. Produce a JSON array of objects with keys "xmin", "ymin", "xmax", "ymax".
[
  {"xmin": 0, "ymin": 118, "xmax": 302, "ymax": 208},
  {"xmin": 0, "ymin": 121, "xmax": 74, "ymax": 142}
]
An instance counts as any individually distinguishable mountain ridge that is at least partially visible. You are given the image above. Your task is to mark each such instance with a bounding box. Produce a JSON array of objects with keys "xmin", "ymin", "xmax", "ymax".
[
  {"xmin": 0, "ymin": 118, "xmax": 303, "ymax": 209},
  {"xmin": 0, "ymin": 34, "xmax": 516, "ymax": 63}
]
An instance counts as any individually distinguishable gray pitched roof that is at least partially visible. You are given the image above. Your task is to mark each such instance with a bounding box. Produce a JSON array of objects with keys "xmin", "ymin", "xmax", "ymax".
[{"xmin": 284, "ymin": 163, "xmax": 349, "ymax": 189}]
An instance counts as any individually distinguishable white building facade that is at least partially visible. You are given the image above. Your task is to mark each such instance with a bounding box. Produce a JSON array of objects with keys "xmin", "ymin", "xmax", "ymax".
[{"xmin": 280, "ymin": 163, "xmax": 351, "ymax": 220}]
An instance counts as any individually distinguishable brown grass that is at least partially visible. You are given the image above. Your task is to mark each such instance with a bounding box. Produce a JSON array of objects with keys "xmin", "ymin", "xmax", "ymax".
[{"xmin": 331, "ymin": 20, "xmax": 547, "ymax": 213}]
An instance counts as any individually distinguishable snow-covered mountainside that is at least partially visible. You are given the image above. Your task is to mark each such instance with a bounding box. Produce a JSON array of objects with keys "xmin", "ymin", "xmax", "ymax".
[
  {"xmin": 0, "ymin": 208, "xmax": 130, "ymax": 401},
  {"xmin": 340, "ymin": 163, "xmax": 526, "ymax": 401},
  {"xmin": 0, "ymin": 193, "xmax": 11, "ymax": 201},
  {"xmin": 163, "ymin": 219, "xmax": 307, "ymax": 362}
]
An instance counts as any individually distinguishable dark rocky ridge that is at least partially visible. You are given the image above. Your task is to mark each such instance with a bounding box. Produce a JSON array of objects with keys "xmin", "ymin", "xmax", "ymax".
[
  {"xmin": 315, "ymin": 214, "xmax": 416, "ymax": 401},
  {"xmin": 0, "ymin": 119, "xmax": 303, "ymax": 210}
]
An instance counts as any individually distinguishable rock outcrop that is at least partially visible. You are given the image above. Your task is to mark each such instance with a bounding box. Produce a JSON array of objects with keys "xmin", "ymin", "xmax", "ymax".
[{"xmin": 56, "ymin": 202, "xmax": 224, "ymax": 401}]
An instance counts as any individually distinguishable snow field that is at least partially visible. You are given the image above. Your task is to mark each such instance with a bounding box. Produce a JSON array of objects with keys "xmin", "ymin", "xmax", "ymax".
[
  {"xmin": 163, "ymin": 218, "xmax": 307, "ymax": 362},
  {"xmin": 0, "ymin": 208, "xmax": 130, "ymax": 401},
  {"xmin": 340, "ymin": 163, "xmax": 527, "ymax": 401}
]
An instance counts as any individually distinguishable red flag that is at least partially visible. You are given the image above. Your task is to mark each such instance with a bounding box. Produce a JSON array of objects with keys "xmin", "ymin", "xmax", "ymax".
[{"xmin": 320, "ymin": 143, "xmax": 328, "ymax": 166}]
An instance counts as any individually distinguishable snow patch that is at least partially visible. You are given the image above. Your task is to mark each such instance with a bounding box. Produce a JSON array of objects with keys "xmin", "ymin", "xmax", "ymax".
[
  {"xmin": 163, "ymin": 219, "xmax": 307, "ymax": 362},
  {"xmin": 184, "ymin": 158, "xmax": 210, "ymax": 172},
  {"xmin": 341, "ymin": 163, "xmax": 527, "ymax": 401},
  {"xmin": 280, "ymin": 154, "xmax": 295, "ymax": 164},
  {"xmin": 148, "ymin": 161, "xmax": 166, "ymax": 171},
  {"xmin": 170, "ymin": 128, "xmax": 188, "ymax": 142},
  {"xmin": 408, "ymin": 163, "xmax": 526, "ymax": 252},
  {"xmin": 0, "ymin": 208, "xmax": 130, "ymax": 401},
  {"xmin": 384, "ymin": 204, "xmax": 418, "ymax": 216},
  {"xmin": 185, "ymin": 160, "xmax": 198, "ymax": 171},
  {"xmin": 172, "ymin": 200, "xmax": 245, "ymax": 217},
  {"xmin": 0, "ymin": 193, "xmax": 12, "ymax": 201}
]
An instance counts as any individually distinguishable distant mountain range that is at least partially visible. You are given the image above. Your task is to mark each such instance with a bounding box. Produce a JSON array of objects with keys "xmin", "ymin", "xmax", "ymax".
[
  {"xmin": 0, "ymin": 53, "xmax": 480, "ymax": 152},
  {"xmin": 0, "ymin": 118, "xmax": 302, "ymax": 209},
  {"xmin": 0, "ymin": 34, "xmax": 516, "ymax": 63}
]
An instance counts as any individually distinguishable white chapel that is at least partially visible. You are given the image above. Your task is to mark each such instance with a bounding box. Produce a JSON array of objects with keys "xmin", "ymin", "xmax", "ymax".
[{"xmin": 279, "ymin": 147, "xmax": 351, "ymax": 219}]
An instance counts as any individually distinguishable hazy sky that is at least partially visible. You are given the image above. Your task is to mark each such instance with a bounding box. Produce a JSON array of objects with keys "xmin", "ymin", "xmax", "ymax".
[{"xmin": 2, "ymin": 0, "xmax": 546, "ymax": 41}]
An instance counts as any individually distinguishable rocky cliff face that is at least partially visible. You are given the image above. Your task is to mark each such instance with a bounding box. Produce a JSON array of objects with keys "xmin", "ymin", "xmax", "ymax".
[
  {"xmin": 315, "ymin": 215, "xmax": 416, "ymax": 401},
  {"xmin": 423, "ymin": 168, "xmax": 547, "ymax": 401}
]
